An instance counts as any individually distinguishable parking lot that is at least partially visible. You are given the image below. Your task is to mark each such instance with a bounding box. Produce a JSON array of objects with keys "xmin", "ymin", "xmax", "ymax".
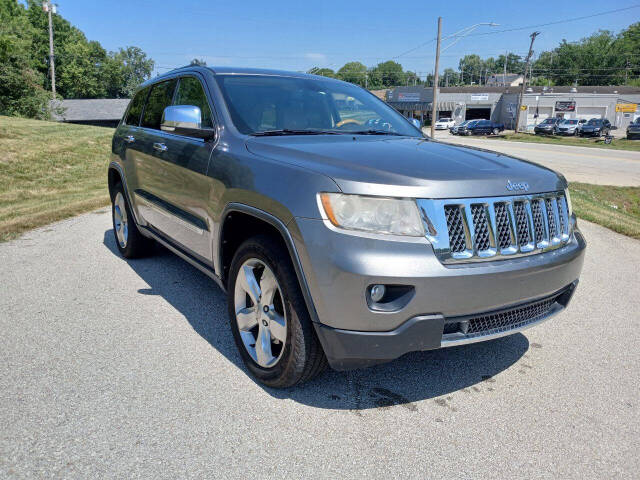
[
  {"xmin": 1, "ymin": 210, "xmax": 638, "ymax": 478},
  {"xmin": 433, "ymin": 130, "xmax": 640, "ymax": 186}
]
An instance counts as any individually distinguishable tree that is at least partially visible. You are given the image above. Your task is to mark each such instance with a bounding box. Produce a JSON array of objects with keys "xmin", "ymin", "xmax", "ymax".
[
  {"xmin": 307, "ymin": 67, "xmax": 335, "ymax": 78},
  {"xmin": 369, "ymin": 60, "xmax": 405, "ymax": 88},
  {"xmin": 0, "ymin": 0, "xmax": 53, "ymax": 118},
  {"xmin": 108, "ymin": 47, "xmax": 155, "ymax": 97},
  {"xmin": 190, "ymin": 58, "xmax": 207, "ymax": 66},
  {"xmin": 458, "ymin": 54, "xmax": 483, "ymax": 85},
  {"xmin": 337, "ymin": 62, "xmax": 367, "ymax": 86},
  {"xmin": 442, "ymin": 68, "xmax": 460, "ymax": 87}
]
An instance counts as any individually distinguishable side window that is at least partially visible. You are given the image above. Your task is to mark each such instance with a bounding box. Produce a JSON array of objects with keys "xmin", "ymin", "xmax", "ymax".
[
  {"xmin": 141, "ymin": 79, "xmax": 177, "ymax": 130},
  {"xmin": 124, "ymin": 88, "xmax": 148, "ymax": 126},
  {"xmin": 174, "ymin": 77, "xmax": 214, "ymax": 128}
]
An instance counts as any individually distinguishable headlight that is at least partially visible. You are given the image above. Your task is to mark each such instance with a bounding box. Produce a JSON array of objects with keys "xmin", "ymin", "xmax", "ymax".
[
  {"xmin": 319, "ymin": 193, "xmax": 424, "ymax": 236},
  {"xmin": 564, "ymin": 188, "xmax": 573, "ymax": 217}
]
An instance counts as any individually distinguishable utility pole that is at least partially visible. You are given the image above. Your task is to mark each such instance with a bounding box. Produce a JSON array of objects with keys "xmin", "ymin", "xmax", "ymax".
[
  {"xmin": 503, "ymin": 51, "xmax": 507, "ymax": 86},
  {"xmin": 43, "ymin": 1, "xmax": 56, "ymax": 97},
  {"xmin": 430, "ymin": 16, "xmax": 442, "ymax": 139},
  {"xmin": 514, "ymin": 31, "xmax": 539, "ymax": 133}
]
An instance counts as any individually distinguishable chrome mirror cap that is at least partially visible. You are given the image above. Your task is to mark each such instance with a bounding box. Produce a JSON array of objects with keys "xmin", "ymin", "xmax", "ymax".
[
  {"xmin": 410, "ymin": 118, "xmax": 421, "ymax": 129},
  {"xmin": 160, "ymin": 105, "xmax": 215, "ymax": 140}
]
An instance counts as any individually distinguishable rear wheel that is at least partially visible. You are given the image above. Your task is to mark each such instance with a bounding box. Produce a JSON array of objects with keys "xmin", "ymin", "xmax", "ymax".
[
  {"xmin": 111, "ymin": 182, "xmax": 153, "ymax": 258},
  {"xmin": 228, "ymin": 235, "xmax": 327, "ymax": 387},
  {"xmin": 492, "ymin": 127, "xmax": 499, "ymax": 135}
]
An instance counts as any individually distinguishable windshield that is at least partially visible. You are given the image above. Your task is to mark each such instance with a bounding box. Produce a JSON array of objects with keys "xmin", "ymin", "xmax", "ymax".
[
  {"xmin": 562, "ymin": 120, "xmax": 578, "ymax": 125},
  {"xmin": 587, "ymin": 118, "xmax": 602, "ymax": 125},
  {"xmin": 541, "ymin": 118, "xmax": 555, "ymax": 124},
  {"xmin": 438, "ymin": 118, "xmax": 451, "ymax": 122},
  {"xmin": 214, "ymin": 75, "xmax": 422, "ymax": 137}
]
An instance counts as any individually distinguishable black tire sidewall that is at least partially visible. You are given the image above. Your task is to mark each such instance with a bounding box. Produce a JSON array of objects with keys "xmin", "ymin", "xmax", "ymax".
[{"xmin": 227, "ymin": 236, "xmax": 312, "ymax": 387}]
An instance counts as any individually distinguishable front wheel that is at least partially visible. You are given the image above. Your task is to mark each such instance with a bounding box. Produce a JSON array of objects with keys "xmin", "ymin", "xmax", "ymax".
[
  {"xmin": 492, "ymin": 128, "xmax": 499, "ymax": 135},
  {"xmin": 228, "ymin": 235, "xmax": 327, "ymax": 387}
]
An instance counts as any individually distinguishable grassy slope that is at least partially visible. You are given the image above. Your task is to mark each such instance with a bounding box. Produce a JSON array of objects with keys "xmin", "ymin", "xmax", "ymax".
[
  {"xmin": 569, "ymin": 183, "xmax": 640, "ymax": 240},
  {"xmin": 0, "ymin": 116, "xmax": 638, "ymax": 242},
  {"xmin": 490, "ymin": 132, "xmax": 640, "ymax": 152},
  {"xmin": 0, "ymin": 116, "xmax": 113, "ymax": 241}
]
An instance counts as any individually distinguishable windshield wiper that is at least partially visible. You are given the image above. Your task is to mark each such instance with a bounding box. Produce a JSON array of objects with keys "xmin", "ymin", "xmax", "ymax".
[
  {"xmin": 349, "ymin": 130, "xmax": 406, "ymax": 136},
  {"xmin": 250, "ymin": 129, "xmax": 341, "ymax": 136}
]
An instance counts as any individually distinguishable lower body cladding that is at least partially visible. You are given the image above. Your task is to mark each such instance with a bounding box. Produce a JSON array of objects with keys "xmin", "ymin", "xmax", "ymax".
[{"xmin": 291, "ymin": 218, "xmax": 586, "ymax": 371}]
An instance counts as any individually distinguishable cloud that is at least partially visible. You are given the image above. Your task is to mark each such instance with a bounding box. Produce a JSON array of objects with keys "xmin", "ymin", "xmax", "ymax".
[{"xmin": 304, "ymin": 53, "xmax": 328, "ymax": 64}]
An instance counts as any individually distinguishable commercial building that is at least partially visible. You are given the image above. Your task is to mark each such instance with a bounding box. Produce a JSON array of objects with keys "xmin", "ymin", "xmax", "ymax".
[{"xmin": 387, "ymin": 85, "xmax": 640, "ymax": 130}]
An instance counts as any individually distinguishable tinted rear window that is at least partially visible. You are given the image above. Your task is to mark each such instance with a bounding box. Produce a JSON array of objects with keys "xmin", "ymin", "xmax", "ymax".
[
  {"xmin": 141, "ymin": 79, "xmax": 177, "ymax": 130},
  {"xmin": 124, "ymin": 88, "xmax": 148, "ymax": 126}
]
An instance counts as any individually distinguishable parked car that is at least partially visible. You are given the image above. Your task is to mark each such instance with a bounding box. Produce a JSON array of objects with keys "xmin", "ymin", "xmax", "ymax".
[
  {"xmin": 579, "ymin": 118, "xmax": 611, "ymax": 137},
  {"xmin": 457, "ymin": 119, "xmax": 482, "ymax": 135},
  {"xmin": 449, "ymin": 120, "xmax": 470, "ymax": 135},
  {"xmin": 109, "ymin": 66, "xmax": 585, "ymax": 387},
  {"xmin": 534, "ymin": 117, "xmax": 562, "ymax": 135},
  {"xmin": 575, "ymin": 118, "xmax": 587, "ymax": 135},
  {"xmin": 555, "ymin": 119, "xmax": 581, "ymax": 136},
  {"xmin": 465, "ymin": 119, "xmax": 505, "ymax": 136},
  {"xmin": 434, "ymin": 117, "xmax": 456, "ymax": 130},
  {"xmin": 626, "ymin": 118, "xmax": 640, "ymax": 140}
]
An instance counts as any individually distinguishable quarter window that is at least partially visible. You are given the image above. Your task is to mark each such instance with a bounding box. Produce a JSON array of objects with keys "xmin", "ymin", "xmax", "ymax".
[
  {"xmin": 174, "ymin": 77, "xmax": 214, "ymax": 128},
  {"xmin": 141, "ymin": 79, "xmax": 177, "ymax": 130},
  {"xmin": 124, "ymin": 88, "xmax": 148, "ymax": 126}
]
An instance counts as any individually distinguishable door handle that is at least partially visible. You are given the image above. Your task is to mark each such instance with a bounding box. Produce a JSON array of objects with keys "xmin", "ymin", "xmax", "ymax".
[
  {"xmin": 153, "ymin": 142, "xmax": 168, "ymax": 152},
  {"xmin": 124, "ymin": 135, "xmax": 135, "ymax": 144}
]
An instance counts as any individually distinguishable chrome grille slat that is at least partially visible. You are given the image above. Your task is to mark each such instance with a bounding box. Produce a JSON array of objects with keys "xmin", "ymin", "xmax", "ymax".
[{"xmin": 418, "ymin": 191, "xmax": 574, "ymax": 264}]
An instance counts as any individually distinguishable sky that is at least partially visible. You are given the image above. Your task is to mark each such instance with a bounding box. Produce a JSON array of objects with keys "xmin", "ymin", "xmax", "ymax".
[{"xmin": 49, "ymin": 0, "xmax": 639, "ymax": 78}]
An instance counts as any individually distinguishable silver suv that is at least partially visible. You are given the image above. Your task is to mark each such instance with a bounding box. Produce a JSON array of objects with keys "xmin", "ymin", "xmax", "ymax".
[{"xmin": 108, "ymin": 66, "xmax": 586, "ymax": 387}]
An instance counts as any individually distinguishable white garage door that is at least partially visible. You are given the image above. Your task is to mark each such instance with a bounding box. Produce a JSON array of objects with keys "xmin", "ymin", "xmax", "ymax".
[
  {"xmin": 576, "ymin": 107, "xmax": 606, "ymax": 121},
  {"xmin": 527, "ymin": 106, "xmax": 553, "ymax": 125}
]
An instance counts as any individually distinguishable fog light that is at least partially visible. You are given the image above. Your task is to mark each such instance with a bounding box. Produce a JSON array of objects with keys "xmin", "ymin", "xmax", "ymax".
[{"xmin": 370, "ymin": 284, "xmax": 386, "ymax": 302}]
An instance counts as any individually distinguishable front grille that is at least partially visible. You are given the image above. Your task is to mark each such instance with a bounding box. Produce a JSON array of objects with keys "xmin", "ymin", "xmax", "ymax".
[
  {"xmin": 423, "ymin": 192, "xmax": 571, "ymax": 263},
  {"xmin": 444, "ymin": 205, "xmax": 467, "ymax": 253},
  {"xmin": 443, "ymin": 288, "xmax": 568, "ymax": 338},
  {"xmin": 470, "ymin": 204, "xmax": 490, "ymax": 251}
]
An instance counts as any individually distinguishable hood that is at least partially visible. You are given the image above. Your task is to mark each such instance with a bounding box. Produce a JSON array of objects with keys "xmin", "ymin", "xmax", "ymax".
[{"xmin": 246, "ymin": 136, "xmax": 565, "ymax": 198}]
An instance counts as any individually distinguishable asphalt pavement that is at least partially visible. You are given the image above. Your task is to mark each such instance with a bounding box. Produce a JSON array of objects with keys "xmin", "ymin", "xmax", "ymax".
[
  {"xmin": 433, "ymin": 130, "xmax": 640, "ymax": 186},
  {"xmin": 1, "ymin": 210, "xmax": 639, "ymax": 479}
]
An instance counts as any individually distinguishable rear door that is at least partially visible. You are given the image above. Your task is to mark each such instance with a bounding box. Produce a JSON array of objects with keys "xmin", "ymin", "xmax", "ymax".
[{"xmin": 133, "ymin": 76, "xmax": 217, "ymax": 261}]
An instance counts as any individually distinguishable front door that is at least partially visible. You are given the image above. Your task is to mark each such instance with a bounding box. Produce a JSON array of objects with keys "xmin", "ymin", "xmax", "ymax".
[{"xmin": 134, "ymin": 76, "xmax": 216, "ymax": 262}]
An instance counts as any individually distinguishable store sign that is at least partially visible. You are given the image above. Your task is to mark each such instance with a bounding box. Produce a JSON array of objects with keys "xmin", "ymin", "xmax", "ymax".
[
  {"xmin": 470, "ymin": 94, "xmax": 489, "ymax": 101},
  {"xmin": 397, "ymin": 92, "xmax": 421, "ymax": 102},
  {"xmin": 555, "ymin": 101, "xmax": 576, "ymax": 112},
  {"xmin": 616, "ymin": 103, "xmax": 637, "ymax": 112}
]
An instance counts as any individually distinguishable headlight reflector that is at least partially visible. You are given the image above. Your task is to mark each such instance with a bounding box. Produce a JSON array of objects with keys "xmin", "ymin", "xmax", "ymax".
[{"xmin": 320, "ymin": 193, "xmax": 424, "ymax": 237}]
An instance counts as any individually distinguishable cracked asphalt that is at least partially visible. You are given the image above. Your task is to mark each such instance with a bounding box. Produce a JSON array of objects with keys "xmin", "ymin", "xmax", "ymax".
[{"xmin": 1, "ymin": 210, "xmax": 638, "ymax": 479}]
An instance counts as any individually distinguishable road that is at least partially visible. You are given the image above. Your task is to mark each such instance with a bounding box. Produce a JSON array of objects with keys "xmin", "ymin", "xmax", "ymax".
[
  {"xmin": 433, "ymin": 130, "xmax": 640, "ymax": 186},
  {"xmin": 1, "ymin": 211, "xmax": 639, "ymax": 479}
]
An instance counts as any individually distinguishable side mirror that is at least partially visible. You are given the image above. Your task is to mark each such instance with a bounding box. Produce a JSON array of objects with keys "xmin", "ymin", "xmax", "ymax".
[
  {"xmin": 410, "ymin": 118, "xmax": 421, "ymax": 129},
  {"xmin": 161, "ymin": 105, "xmax": 215, "ymax": 140}
]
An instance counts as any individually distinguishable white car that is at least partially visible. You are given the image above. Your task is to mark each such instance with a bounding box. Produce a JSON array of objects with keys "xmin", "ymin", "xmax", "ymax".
[{"xmin": 434, "ymin": 117, "xmax": 456, "ymax": 130}]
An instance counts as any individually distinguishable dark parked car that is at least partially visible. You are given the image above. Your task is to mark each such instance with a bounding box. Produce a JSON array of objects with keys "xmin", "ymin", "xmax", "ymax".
[
  {"xmin": 626, "ymin": 118, "xmax": 640, "ymax": 140},
  {"xmin": 556, "ymin": 119, "xmax": 581, "ymax": 136},
  {"xmin": 579, "ymin": 118, "xmax": 611, "ymax": 137},
  {"xmin": 457, "ymin": 119, "xmax": 482, "ymax": 135},
  {"xmin": 449, "ymin": 120, "xmax": 470, "ymax": 135},
  {"xmin": 108, "ymin": 65, "xmax": 585, "ymax": 387},
  {"xmin": 465, "ymin": 119, "xmax": 504, "ymax": 136},
  {"xmin": 534, "ymin": 117, "xmax": 562, "ymax": 135}
]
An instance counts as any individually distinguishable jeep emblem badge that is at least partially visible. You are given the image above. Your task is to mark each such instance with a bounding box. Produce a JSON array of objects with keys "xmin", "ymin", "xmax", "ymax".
[{"xmin": 506, "ymin": 180, "xmax": 529, "ymax": 192}]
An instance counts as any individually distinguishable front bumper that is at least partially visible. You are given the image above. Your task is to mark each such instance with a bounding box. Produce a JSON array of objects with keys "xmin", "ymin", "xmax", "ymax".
[{"xmin": 290, "ymin": 218, "xmax": 586, "ymax": 370}]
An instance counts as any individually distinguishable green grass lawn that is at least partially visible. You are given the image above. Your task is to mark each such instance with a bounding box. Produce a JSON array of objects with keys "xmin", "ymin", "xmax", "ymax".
[
  {"xmin": 0, "ymin": 116, "xmax": 113, "ymax": 241},
  {"xmin": 0, "ymin": 116, "xmax": 639, "ymax": 242},
  {"xmin": 490, "ymin": 132, "xmax": 640, "ymax": 152},
  {"xmin": 569, "ymin": 183, "xmax": 640, "ymax": 239}
]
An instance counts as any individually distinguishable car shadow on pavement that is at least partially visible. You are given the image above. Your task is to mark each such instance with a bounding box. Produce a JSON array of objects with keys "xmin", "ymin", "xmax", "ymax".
[{"xmin": 104, "ymin": 230, "xmax": 530, "ymax": 411}]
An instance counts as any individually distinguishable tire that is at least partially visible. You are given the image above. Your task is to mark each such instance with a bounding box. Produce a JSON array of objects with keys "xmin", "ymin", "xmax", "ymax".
[
  {"xmin": 227, "ymin": 234, "xmax": 327, "ymax": 387},
  {"xmin": 111, "ymin": 182, "xmax": 153, "ymax": 258},
  {"xmin": 492, "ymin": 128, "xmax": 499, "ymax": 135}
]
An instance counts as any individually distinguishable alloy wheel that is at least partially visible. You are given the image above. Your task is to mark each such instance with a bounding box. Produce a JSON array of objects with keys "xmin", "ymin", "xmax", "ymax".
[
  {"xmin": 113, "ymin": 192, "xmax": 128, "ymax": 248},
  {"xmin": 234, "ymin": 259, "xmax": 287, "ymax": 368}
]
